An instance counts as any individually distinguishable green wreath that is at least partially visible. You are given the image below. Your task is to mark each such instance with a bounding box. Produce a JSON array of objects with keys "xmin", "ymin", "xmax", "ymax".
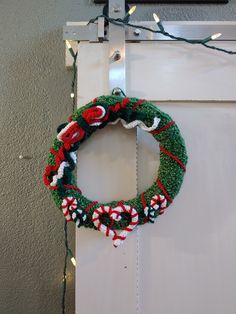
[{"xmin": 43, "ymin": 95, "xmax": 187, "ymax": 247}]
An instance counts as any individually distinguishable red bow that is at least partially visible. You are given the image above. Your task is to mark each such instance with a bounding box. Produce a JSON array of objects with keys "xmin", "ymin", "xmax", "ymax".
[
  {"xmin": 57, "ymin": 121, "xmax": 85, "ymax": 148},
  {"xmin": 82, "ymin": 105, "xmax": 107, "ymax": 126}
]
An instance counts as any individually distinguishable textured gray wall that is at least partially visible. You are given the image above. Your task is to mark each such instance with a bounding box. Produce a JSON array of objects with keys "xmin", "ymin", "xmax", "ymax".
[{"xmin": 0, "ymin": 1, "xmax": 235, "ymax": 313}]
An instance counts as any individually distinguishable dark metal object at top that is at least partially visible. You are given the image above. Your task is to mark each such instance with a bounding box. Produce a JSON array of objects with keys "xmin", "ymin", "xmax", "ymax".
[
  {"xmin": 96, "ymin": 0, "xmax": 228, "ymax": 3},
  {"xmin": 102, "ymin": 2, "xmax": 130, "ymax": 16}
]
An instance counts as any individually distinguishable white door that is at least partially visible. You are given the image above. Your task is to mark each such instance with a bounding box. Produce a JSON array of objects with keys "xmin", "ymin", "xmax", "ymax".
[{"xmin": 75, "ymin": 31, "xmax": 236, "ymax": 314}]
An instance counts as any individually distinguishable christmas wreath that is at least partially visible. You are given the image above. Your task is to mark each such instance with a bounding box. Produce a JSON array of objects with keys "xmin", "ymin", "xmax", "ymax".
[{"xmin": 43, "ymin": 95, "xmax": 187, "ymax": 247}]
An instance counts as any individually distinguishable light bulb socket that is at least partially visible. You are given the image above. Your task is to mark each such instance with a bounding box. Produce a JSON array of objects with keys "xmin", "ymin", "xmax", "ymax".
[
  {"xmin": 67, "ymin": 248, "xmax": 73, "ymax": 257},
  {"xmin": 158, "ymin": 22, "xmax": 165, "ymax": 33},
  {"xmin": 66, "ymin": 41, "xmax": 75, "ymax": 58},
  {"xmin": 202, "ymin": 36, "xmax": 212, "ymax": 44}
]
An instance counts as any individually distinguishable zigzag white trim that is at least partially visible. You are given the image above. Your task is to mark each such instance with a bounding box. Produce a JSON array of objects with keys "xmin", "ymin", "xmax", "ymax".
[{"xmin": 109, "ymin": 117, "xmax": 160, "ymax": 132}]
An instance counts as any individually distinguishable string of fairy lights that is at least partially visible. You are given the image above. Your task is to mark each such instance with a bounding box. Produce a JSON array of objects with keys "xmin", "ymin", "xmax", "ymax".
[
  {"xmin": 62, "ymin": 6, "xmax": 236, "ymax": 313},
  {"xmin": 89, "ymin": 6, "xmax": 236, "ymax": 54},
  {"xmin": 66, "ymin": 7, "xmax": 236, "ymax": 106}
]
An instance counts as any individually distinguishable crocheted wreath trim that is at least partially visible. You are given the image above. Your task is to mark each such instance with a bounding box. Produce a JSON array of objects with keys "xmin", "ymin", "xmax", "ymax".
[{"xmin": 43, "ymin": 95, "xmax": 188, "ymax": 247}]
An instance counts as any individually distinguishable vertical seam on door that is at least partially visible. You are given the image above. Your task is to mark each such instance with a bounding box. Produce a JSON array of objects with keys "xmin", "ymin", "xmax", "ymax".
[
  {"xmin": 136, "ymin": 227, "xmax": 141, "ymax": 314},
  {"xmin": 136, "ymin": 128, "xmax": 141, "ymax": 314}
]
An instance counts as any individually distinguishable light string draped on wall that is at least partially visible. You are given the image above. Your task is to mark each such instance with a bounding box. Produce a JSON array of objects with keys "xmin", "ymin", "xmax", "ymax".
[
  {"xmin": 62, "ymin": 42, "xmax": 77, "ymax": 314},
  {"xmin": 62, "ymin": 6, "xmax": 236, "ymax": 313},
  {"xmin": 66, "ymin": 40, "xmax": 78, "ymax": 112}
]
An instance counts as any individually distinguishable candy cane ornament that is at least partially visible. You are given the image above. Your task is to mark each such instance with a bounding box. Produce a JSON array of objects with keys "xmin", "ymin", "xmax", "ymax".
[
  {"xmin": 71, "ymin": 209, "xmax": 87, "ymax": 228},
  {"xmin": 144, "ymin": 194, "xmax": 167, "ymax": 223},
  {"xmin": 61, "ymin": 197, "xmax": 78, "ymax": 222},
  {"xmin": 151, "ymin": 194, "xmax": 167, "ymax": 214},
  {"xmin": 92, "ymin": 206, "xmax": 116, "ymax": 239},
  {"xmin": 112, "ymin": 204, "xmax": 139, "ymax": 248},
  {"xmin": 92, "ymin": 204, "xmax": 139, "ymax": 247}
]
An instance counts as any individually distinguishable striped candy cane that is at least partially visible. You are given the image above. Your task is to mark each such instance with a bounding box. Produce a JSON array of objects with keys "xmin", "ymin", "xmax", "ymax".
[
  {"xmin": 92, "ymin": 206, "xmax": 116, "ymax": 238},
  {"xmin": 71, "ymin": 209, "xmax": 87, "ymax": 228},
  {"xmin": 61, "ymin": 197, "xmax": 78, "ymax": 222},
  {"xmin": 144, "ymin": 194, "xmax": 167, "ymax": 223},
  {"xmin": 112, "ymin": 204, "xmax": 139, "ymax": 248},
  {"xmin": 92, "ymin": 204, "xmax": 139, "ymax": 247},
  {"xmin": 151, "ymin": 194, "xmax": 167, "ymax": 214}
]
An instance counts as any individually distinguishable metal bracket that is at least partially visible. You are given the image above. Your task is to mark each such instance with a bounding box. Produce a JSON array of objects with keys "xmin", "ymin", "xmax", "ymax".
[
  {"xmin": 98, "ymin": 17, "xmax": 105, "ymax": 41},
  {"xmin": 63, "ymin": 21, "xmax": 236, "ymax": 43},
  {"xmin": 108, "ymin": 0, "xmax": 126, "ymax": 95},
  {"xmin": 63, "ymin": 19, "xmax": 236, "ymax": 68}
]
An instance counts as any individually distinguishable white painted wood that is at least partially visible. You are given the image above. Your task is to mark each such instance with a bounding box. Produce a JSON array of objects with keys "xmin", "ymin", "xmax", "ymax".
[
  {"xmin": 126, "ymin": 42, "xmax": 236, "ymax": 101},
  {"xmin": 76, "ymin": 42, "xmax": 236, "ymax": 102},
  {"xmin": 76, "ymin": 42, "xmax": 138, "ymax": 314},
  {"xmin": 76, "ymin": 36, "xmax": 236, "ymax": 314},
  {"xmin": 137, "ymin": 102, "xmax": 236, "ymax": 314}
]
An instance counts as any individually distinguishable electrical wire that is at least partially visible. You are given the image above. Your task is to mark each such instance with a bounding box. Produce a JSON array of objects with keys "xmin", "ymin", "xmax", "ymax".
[
  {"xmin": 61, "ymin": 43, "xmax": 77, "ymax": 309},
  {"xmin": 88, "ymin": 14, "xmax": 236, "ymax": 55},
  {"xmin": 62, "ymin": 220, "xmax": 69, "ymax": 314},
  {"xmin": 71, "ymin": 52, "xmax": 78, "ymax": 113}
]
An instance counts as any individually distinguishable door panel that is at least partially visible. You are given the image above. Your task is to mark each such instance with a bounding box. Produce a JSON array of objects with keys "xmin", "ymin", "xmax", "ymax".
[{"xmin": 76, "ymin": 40, "xmax": 236, "ymax": 314}]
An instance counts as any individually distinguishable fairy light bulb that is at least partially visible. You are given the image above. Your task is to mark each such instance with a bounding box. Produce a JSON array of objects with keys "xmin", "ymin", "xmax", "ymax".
[
  {"xmin": 128, "ymin": 6, "xmax": 136, "ymax": 16},
  {"xmin": 203, "ymin": 32, "xmax": 222, "ymax": 44},
  {"xmin": 70, "ymin": 92, "xmax": 75, "ymax": 98},
  {"xmin": 211, "ymin": 33, "xmax": 222, "ymax": 40},
  {"xmin": 66, "ymin": 40, "xmax": 72, "ymax": 49},
  {"xmin": 153, "ymin": 12, "xmax": 164, "ymax": 32},
  {"xmin": 153, "ymin": 13, "xmax": 160, "ymax": 24},
  {"xmin": 65, "ymin": 40, "xmax": 76, "ymax": 58},
  {"xmin": 68, "ymin": 249, "xmax": 76, "ymax": 267},
  {"xmin": 70, "ymin": 257, "xmax": 76, "ymax": 267}
]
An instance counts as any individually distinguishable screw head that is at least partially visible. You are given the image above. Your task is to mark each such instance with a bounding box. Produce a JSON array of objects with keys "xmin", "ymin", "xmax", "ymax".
[
  {"xmin": 113, "ymin": 6, "xmax": 121, "ymax": 13},
  {"xmin": 112, "ymin": 88, "xmax": 122, "ymax": 96},
  {"xmin": 114, "ymin": 50, "xmax": 121, "ymax": 61},
  {"xmin": 134, "ymin": 28, "xmax": 141, "ymax": 36}
]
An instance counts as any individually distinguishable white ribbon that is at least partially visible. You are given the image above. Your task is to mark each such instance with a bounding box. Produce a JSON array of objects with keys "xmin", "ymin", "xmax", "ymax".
[
  {"xmin": 50, "ymin": 152, "xmax": 77, "ymax": 186},
  {"xmin": 109, "ymin": 117, "xmax": 160, "ymax": 132}
]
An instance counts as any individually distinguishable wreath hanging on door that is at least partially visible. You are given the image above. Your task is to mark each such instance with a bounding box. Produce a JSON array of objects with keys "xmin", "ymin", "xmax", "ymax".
[{"xmin": 43, "ymin": 95, "xmax": 187, "ymax": 247}]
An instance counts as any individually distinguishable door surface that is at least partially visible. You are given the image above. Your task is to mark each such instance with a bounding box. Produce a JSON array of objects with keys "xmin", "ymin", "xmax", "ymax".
[{"xmin": 75, "ymin": 38, "xmax": 236, "ymax": 314}]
